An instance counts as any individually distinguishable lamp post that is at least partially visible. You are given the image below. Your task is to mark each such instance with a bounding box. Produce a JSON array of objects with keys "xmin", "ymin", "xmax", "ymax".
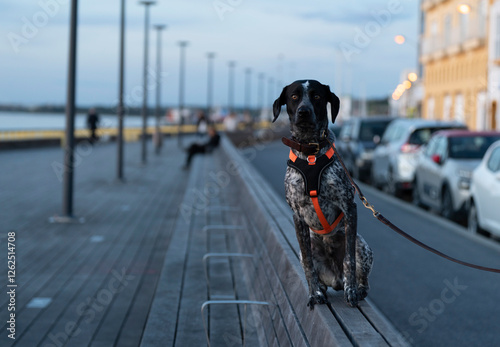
[
  {"xmin": 53, "ymin": 0, "xmax": 80, "ymax": 223},
  {"xmin": 258, "ymin": 72, "xmax": 265, "ymax": 117},
  {"xmin": 206, "ymin": 52, "xmax": 215, "ymax": 119},
  {"xmin": 139, "ymin": 0, "xmax": 156, "ymax": 164},
  {"xmin": 153, "ymin": 24, "xmax": 166, "ymax": 155},
  {"xmin": 227, "ymin": 61, "xmax": 236, "ymax": 113},
  {"xmin": 244, "ymin": 68, "xmax": 252, "ymax": 115},
  {"xmin": 116, "ymin": 0, "xmax": 126, "ymax": 181},
  {"xmin": 177, "ymin": 40, "xmax": 188, "ymax": 148},
  {"xmin": 268, "ymin": 77, "xmax": 275, "ymax": 122}
]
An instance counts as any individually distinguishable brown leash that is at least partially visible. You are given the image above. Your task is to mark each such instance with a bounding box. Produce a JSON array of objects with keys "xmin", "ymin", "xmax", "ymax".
[{"xmin": 328, "ymin": 139, "xmax": 500, "ymax": 274}]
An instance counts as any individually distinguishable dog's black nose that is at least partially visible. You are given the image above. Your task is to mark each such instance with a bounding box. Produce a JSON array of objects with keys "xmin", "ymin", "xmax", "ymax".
[{"xmin": 298, "ymin": 106, "xmax": 311, "ymax": 116}]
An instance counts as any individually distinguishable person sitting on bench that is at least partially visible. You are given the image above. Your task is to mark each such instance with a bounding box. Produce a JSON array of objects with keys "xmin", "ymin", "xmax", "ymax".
[{"xmin": 183, "ymin": 125, "xmax": 220, "ymax": 169}]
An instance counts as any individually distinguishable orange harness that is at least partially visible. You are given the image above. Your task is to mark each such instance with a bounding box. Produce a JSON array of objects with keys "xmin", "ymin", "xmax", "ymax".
[{"xmin": 288, "ymin": 145, "xmax": 344, "ymax": 235}]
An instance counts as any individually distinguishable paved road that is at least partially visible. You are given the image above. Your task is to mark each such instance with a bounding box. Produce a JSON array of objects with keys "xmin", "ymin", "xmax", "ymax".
[{"xmin": 247, "ymin": 139, "xmax": 500, "ymax": 347}]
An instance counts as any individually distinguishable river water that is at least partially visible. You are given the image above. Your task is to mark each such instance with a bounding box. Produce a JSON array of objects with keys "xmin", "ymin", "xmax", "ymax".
[{"xmin": 0, "ymin": 111, "xmax": 156, "ymax": 131}]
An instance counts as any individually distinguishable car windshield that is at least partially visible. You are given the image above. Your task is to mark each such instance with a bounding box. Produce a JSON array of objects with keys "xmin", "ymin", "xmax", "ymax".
[
  {"xmin": 408, "ymin": 127, "xmax": 449, "ymax": 146},
  {"xmin": 448, "ymin": 136, "xmax": 500, "ymax": 159},
  {"xmin": 359, "ymin": 121, "xmax": 390, "ymax": 141}
]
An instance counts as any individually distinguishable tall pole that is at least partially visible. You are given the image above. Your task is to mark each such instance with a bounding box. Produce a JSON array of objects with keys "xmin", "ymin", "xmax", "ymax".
[
  {"xmin": 139, "ymin": 0, "xmax": 156, "ymax": 165},
  {"xmin": 59, "ymin": 0, "xmax": 78, "ymax": 221},
  {"xmin": 117, "ymin": 0, "xmax": 126, "ymax": 181},
  {"xmin": 258, "ymin": 72, "xmax": 265, "ymax": 118},
  {"xmin": 244, "ymin": 68, "xmax": 252, "ymax": 114},
  {"xmin": 228, "ymin": 61, "xmax": 236, "ymax": 113},
  {"xmin": 177, "ymin": 40, "xmax": 188, "ymax": 148},
  {"xmin": 267, "ymin": 77, "xmax": 275, "ymax": 122},
  {"xmin": 154, "ymin": 24, "xmax": 166, "ymax": 154},
  {"xmin": 206, "ymin": 52, "xmax": 215, "ymax": 119}
]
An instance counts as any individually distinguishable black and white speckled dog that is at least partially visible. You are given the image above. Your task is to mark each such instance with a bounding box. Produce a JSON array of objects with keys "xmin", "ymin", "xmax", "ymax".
[{"xmin": 273, "ymin": 80, "xmax": 373, "ymax": 308}]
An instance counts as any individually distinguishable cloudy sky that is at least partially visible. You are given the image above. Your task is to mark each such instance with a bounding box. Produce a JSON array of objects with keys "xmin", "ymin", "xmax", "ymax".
[{"xmin": 1, "ymin": 0, "xmax": 419, "ymax": 110}]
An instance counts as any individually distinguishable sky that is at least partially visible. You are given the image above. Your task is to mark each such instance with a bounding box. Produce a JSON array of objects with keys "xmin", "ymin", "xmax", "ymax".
[{"xmin": 1, "ymin": 0, "xmax": 419, "ymax": 110}]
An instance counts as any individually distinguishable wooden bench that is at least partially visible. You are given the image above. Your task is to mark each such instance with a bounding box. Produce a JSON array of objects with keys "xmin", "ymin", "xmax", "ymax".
[{"xmin": 141, "ymin": 135, "xmax": 408, "ymax": 346}]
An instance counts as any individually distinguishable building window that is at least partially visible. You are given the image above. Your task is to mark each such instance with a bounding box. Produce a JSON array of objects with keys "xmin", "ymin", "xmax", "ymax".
[
  {"xmin": 455, "ymin": 94, "xmax": 465, "ymax": 124},
  {"xmin": 427, "ymin": 97, "xmax": 435, "ymax": 120},
  {"xmin": 496, "ymin": 14, "xmax": 500, "ymax": 59},
  {"xmin": 460, "ymin": 13, "xmax": 468, "ymax": 41},
  {"xmin": 444, "ymin": 14, "xmax": 451, "ymax": 47},
  {"xmin": 443, "ymin": 95, "xmax": 452, "ymax": 120}
]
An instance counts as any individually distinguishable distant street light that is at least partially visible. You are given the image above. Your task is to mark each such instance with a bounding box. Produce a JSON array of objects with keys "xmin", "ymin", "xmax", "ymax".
[
  {"xmin": 116, "ymin": 0, "xmax": 126, "ymax": 181},
  {"xmin": 408, "ymin": 72, "xmax": 418, "ymax": 82},
  {"xmin": 139, "ymin": 0, "xmax": 156, "ymax": 164},
  {"xmin": 394, "ymin": 35, "xmax": 406, "ymax": 45},
  {"xmin": 177, "ymin": 40, "xmax": 188, "ymax": 148},
  {"xmin": 206, "ymin": 52, "xmax": 215, "ymax": 119},
  {"xmin": 153, "ymin": 24, "xmax": 166, "ymax": 155},
  {"xmin": 457, "ymin": 3, "xmax": 471, "ymax": 14},
  {"xmin": 228, "ymin": 61, "xmax": 236, "ymax": 113},
  {"xmin": 258, "ymin": 72, "xmax": 265, "ymax": 114},
  {"xmin": 244, "ymin": 68, "xmax": 252, "ymax": 114}
]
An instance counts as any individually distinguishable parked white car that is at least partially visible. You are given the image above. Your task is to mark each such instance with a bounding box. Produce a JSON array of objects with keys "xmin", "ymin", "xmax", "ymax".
[
  {"xmin": 413, "ymin": 130, "xmax": 500, "ymax": 222},
  {"xmin": 468, "ymin": 140, "xmax": 500, "ymax": 236}
]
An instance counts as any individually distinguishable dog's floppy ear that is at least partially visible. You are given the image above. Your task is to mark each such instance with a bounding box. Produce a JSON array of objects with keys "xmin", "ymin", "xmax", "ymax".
[
  {"xmin": 272, "ymin": 86, "xmax": 287, "ymax": 123},
  {"xmin": 326, "ymin": 85, "xmax": 340, "ymax": 124}
]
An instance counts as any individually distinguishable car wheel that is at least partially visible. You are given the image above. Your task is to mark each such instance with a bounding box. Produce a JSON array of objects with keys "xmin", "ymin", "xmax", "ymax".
[
  {"xmin": 412, "ymin": 179, "xmax": 427, "ymax": 209},
  {"xmin": 468, "ymin": 202, "xmax": 481, "ymax": 234},
  {"xmin": 384, "ymin": 169, "xmax": 400, "ymax": 197},
  {"xmin": 440, "ymin": 186, "xmax": 455, "ymax": 221}
]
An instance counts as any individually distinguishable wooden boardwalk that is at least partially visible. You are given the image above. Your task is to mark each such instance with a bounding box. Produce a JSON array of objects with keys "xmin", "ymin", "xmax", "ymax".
[{"xmin": 0, "ymin": 138, "xmax": 192, "ymax": 346}]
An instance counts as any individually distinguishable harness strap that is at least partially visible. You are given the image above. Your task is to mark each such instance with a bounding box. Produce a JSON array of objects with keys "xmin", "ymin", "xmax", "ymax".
[
  {"xmin": 310, "ymin": 189, "xmax": 345, "ymax": 234},
  {"xmin": 289, "ymin": 145, "xmax": 343, "ymax": 235}
]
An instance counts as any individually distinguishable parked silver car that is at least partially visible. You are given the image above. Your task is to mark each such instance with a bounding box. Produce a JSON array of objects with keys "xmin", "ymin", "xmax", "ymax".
[
  {"xmin": 413, "ymin": 130, "xmax": 500, "ymax": 221},
  {"xmin": 371, "ymin": 119, "xmax": 466, "ymax": 196},
  {"xmin": 468, "ymin": 140, "xmax": 500, "ymax": 235}
]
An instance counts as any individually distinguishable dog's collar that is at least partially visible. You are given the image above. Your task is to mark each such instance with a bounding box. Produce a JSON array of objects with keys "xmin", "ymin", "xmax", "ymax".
[{"xmin": 281, "ymin": 136, "xmax": 330, "ymax": 156}]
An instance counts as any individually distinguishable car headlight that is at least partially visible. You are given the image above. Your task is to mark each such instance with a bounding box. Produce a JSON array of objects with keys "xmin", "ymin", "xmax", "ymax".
[{"xmin": 457, "ymin": 170, "xmax": 472, "ymax": 190}]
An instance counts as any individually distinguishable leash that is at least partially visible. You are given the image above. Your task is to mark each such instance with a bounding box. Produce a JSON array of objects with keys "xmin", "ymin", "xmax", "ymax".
[{"xmin": 327, "ymin": 139, "xmax": 500, "ymax": 274}]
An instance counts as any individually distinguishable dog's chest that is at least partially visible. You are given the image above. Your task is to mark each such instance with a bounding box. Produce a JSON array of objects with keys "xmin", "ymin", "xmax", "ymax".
[{"xmin": 285, "ymin": 164, "xmax": 347, "ymax": 231}]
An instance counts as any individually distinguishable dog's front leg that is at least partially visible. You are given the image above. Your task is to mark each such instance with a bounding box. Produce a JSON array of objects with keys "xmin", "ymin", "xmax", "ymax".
[
  {"xmin": 343, "ymin": 203, "xmax": 358, "ymax": 307},
  {"xmin": 293, "ymin": 214, "xmax": 328, "ymax": 309}
]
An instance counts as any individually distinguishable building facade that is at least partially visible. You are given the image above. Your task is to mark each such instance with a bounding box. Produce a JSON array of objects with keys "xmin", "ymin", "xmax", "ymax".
[{"xmin": 420, "ymin": 0, "xmax": 489, "ymax": 130}]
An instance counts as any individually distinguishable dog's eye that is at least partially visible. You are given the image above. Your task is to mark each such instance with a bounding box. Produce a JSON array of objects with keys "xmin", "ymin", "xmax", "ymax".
[
  {"xmin": 291, "ymin": 95, "xmax": 298, "ymax": 100},
  {"xmin": 314, "ymin": 95, "xmax": 321, "ymax": 100}
]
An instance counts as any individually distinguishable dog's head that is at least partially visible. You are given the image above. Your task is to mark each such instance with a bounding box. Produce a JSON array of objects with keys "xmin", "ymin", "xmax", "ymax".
[{"xmin": 272, "ymin": 80, "xmax": 340, "ymax": 141}]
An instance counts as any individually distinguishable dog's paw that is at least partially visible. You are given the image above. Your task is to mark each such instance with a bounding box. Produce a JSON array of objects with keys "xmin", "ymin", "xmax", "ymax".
[
  {"xmin": 357, "ymin": 285, "xmax": 369, "ymax": 301},
  {"xmin": 307, "ymin": 290, "xmax": 328, "ymax": 310},
  {"xmin": 344, "ymin": 287, "xmax": 359, "ymax": 307}
]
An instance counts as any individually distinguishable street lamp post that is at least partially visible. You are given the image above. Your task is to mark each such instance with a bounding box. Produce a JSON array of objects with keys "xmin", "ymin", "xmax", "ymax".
[
  {"xmin": 258, "ymin": 72, "xmax": 265, "ymax": 117},
  {"xmin": 53, "ymin": 0, "xmax": 80, "ymax": 223},
  {"xmin": 244, "ymin": 68, "xmax": 252, "ymax": 115},
  {"xmin": 153, "ymin": 24, "xmax": 166, "ymax": 155},
  {"xmin": 177, "ymin": 41, "xmax": 188, "ymax": 148},
  {"xmin": 227, "ymin": 61, "xmax": 236, "ymax": 114},
  {"xmin": 206, "ymin": 52, "xmax": 215, "ymax": 119},
  {"xmin": 139, "ymin": 0, "xmax": 156, "ymax": 164},
  {"xmin": 116, "ymin": 0, "xmax": 126, "ymax": 181}
]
